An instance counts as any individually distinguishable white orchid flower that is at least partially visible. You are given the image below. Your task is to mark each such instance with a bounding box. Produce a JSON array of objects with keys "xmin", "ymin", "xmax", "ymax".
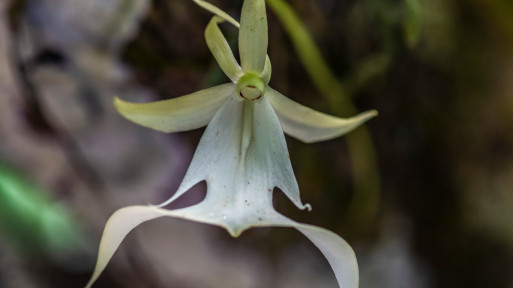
[{"xmin": 86, "ymin": 1, "xmax": 377, "ymax": 287}]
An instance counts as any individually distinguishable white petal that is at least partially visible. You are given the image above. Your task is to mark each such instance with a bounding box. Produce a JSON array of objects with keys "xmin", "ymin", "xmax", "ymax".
[
  {"xmin": 114, "ymin": 84, "xmax": 235, "ymax": 133},
  {"xmin": 193, "ymin": 0, "xmax": 240, "ymax": 28},
  {"xmin": 262, "ymin": 213, "xmax": 359, "ymax": 288},
  {"xmin": 86, "ymin": 205, "xmax": 358, "ymax": 288},
  {"xmin": 205, "ymin": 16, "xmax": 243, "ymax": 82},
  {"xmin": 239, "ymin": 0, "xmax": 268, "ymax": 73},
  {"xmin": 267, "ymin": 87, "xmax": 378, "ymax": 143},
  {"xmin": 294, "ymin": 224, "xmax": 359, "ymax": 288},
  {"xmin": 85, "ymin": 204, "xmax": 240, "ymax": 287},
  {"xmin": 85, "ymin": 206, "xmax": 164, "ymax": 288},
  {"xmin": 158, "ymin": 95, "xmax": 310, "ymax": 227}
]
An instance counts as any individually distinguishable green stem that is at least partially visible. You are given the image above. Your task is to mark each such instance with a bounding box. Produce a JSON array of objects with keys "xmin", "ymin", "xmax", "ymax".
[{"xmin": 267, "ymin": 0, "xmax": 381, "ymax": 231}]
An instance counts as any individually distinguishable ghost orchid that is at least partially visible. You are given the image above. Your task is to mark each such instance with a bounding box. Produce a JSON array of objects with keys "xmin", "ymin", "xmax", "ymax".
[{"xmin": 86, "ymin": 0, "xmax": 377, "ymax": 287}]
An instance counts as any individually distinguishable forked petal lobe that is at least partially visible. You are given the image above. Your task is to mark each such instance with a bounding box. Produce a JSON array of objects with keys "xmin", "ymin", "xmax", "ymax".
[{"xmin": 86, "ymin": 206, "xmax": 358, "ymax": 288}]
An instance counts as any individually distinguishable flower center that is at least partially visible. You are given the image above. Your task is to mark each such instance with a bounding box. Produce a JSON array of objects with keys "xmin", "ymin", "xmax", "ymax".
[{"xmin": 236, "ymin": 73, "xmax": 265, "ymax": 100}]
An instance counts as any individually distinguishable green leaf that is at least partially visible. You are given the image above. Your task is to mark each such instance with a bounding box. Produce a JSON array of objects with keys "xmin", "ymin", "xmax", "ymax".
[{"xmin": 0, "ymin": 164, "xmax": 82, "ymax": 257}]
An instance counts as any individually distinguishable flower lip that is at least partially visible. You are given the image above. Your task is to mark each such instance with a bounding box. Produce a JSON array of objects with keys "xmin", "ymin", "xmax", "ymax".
[{"xmin": 236, "ymin": 73, "xmax": 265, "ymax": 100}]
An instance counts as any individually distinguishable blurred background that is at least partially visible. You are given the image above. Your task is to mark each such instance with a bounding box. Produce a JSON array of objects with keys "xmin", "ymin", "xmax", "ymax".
[{"xmin": 0, "ymin": 0, "xmax": 512, "ymax": 287}]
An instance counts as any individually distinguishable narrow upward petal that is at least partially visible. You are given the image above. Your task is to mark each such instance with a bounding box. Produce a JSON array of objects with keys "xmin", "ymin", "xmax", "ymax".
[
  {"xmin": 114, "ymin": 84, "xmax": 235, "ymax": 133},
  {"xmin": 266, "ymin": 87, "xmax": 378, "ymax": 143},
  {"xmin": 193, "ymin": 0, "xmax": 272, "ymax": 84},
  {"xmin": 239, "ymin": 0, "xmax": 268, "ymax": 73},
  {"xmin": 260, "ymin": 55, "xmax": 272, "ymax": 85},
  {"xmin": 205, "ymin": 16, "xmax": 243, "ymax": 82}
]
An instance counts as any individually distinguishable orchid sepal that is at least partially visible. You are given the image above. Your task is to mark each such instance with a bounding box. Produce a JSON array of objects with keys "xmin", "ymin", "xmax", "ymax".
[
  {"xmin": 266, "ymin": 87, "xmax": 378, "ymax": 143},
  {"xmin": 239, "ymin": 0, "xmax": 268, "ymax": 74},
  {"xmin": 113, "ymin": 84, "xmax": 234, "ymax": 133}
]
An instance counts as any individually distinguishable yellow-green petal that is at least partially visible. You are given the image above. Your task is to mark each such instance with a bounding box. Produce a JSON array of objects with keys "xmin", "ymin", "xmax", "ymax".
[
  {"xmin": 205, "ymin": 16, "xmax": 243, "ymax": 82},
  {"xmin": 193, "ymin": 0, "xmax": 272, "ymax": 83},
  {"xmin": 266, "ymin": 87, "xmax": 378, "ymax": 143},
  {"xmin": 193, "ymin": 0, "xmax": 240, "ymax": 28},
  {"xmin": 239, "ymin": 0, "xmax": 268, "ymax": 73},
  {"xmin": 114, "ymin": 84, "xmax": 235, "ymax": 133},
  {"xmin": 260, "ymin": 55, "xmax": 272, "ymax": 85}
]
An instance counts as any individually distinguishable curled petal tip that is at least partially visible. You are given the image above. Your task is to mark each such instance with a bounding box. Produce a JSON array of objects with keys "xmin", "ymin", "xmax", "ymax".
[
  {"xmin": 193, "ymin": 0, "xmax": 240, "ymax": 28},
  {"xmin": 354, "ymin": 109, "xmax": 379, "ymax": 125},
  {"xmin": 366, "ymin": 109, "xmax": 379, "ymax": 118}
]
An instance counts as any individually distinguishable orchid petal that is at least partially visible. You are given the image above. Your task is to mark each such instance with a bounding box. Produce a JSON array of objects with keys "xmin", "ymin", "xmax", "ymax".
[
  {"xmin": 266, "ymin": 87, "xmax": 378, "ymax": 143},
  {"xmin": 239, "ymin": 0, "xmax": 268, "ymax": 73},
  {"xmin": 85, "ymin": 206, "xmax": 163, "ymax": 288},
  {"xmin": 86, "ymin": 205, "xmax": 357, "ymax": 288},
  {"xmin": 261, "ymin": 55, "xmax": 272, "ymax": 85},
  {"xmin": 193, "ymin": 0, "xmax": 240, "ymax": 28},
  {"xmin": 205, "ymin": 16, "xmax": 243, "ymax": 82},
  {"xmin": 158, "ymin": 95, "xmax": 310, "ymax": 216},
  {"xmin": 193, "ymin": 0, "xmax": 272, "ymax": 83},
  {"xmin": 114, "ymin": 84, "xmax": 235, "ymax": 133},
  {"xmin": 268, "ymin": 214, "xmax": 359, "ymax": 288},
  {"xmin": 293, "ymin": 223, "xmax": 359, "ymax": 288}
]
